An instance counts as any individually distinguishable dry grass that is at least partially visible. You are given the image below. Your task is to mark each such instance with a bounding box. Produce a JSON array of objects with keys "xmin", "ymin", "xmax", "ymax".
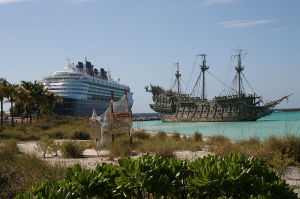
[
  {"xmin": 206, "ymin": 135, "xmax": 300, "ymax": 176},
  {"xmin": 264, "ymin": 135, "xmax": 300, "ymax": 162},
  {"xmin": 132, "ymin": 130, "xmax": 150, "ymax": 140},
  {"xmin": 193, "ymin": 131, "xmax": 203, "ymax": 142},
  {"xmin": 172, "ymin": 132, "xmax": 181, "ymax": 139},
  {"xmin": 108, "ymin": 131, "xmax": 203, "ymax": 158},
  {"xmin": 60, "ymin": 141, "xmax": 86, "ymax": 158},
  {"xmin": 109, "ymin": 135, "xmax": 133, "ymax": 158},
  {"xmin": 0, "ymin": 139, "xmax": 66, "ymax": 199},
  {"xmin": 0, "ymin": 116, "xmax": 90, "ymax": 141}
]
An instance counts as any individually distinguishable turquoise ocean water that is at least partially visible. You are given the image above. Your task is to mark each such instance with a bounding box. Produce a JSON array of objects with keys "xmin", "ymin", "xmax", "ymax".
[{"xmin": 132, "ymin": 111, "xmax": 300, "ymax": 140}]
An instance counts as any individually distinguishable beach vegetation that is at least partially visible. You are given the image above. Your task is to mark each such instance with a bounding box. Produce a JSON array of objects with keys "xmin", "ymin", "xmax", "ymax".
[
  {"xmin": 16, "ymin": 154, "xmax": 298, "ymax": 199},
  {"xmin": 109, "ymin": 130, "xmax": 203, "ymax": 158},
  {"xmin": 60, "ymin": 141, "xmax": 86, "ymax": 158},
  {"xmin": 207, "ymin": 135, "xmax": 300, "ymax": 176},
  {"xmin": 0, "ymin": 139, "xmax": 66, "ymax": 199},
  {"xmin": 265, "ymin": 135, "xmax": 300, "ymax": 162},
  {"xmin": 207, "ymin": 135, "xmax": 230, "ymax": 145},
  {"xmin": 35, "ymin": 136, "xmax": 55, "ymax": 158},
  {"xmin": 156, "ymin": 130, "xmax": 167, "ymax": 140},
  {"xmin": 0, "ymin": 115, "xmax": 90, "ymax": 141},
  {"xmin": 132, "ymin": 130, "xmax": 150, "ymax": 140},
  {"xmin": 109, "ymin": 134, "xmax": 133, "ymax": 158},
  {"xmin": 193, "ymin": 131, "xmax": 203, "ymax": 142},
  {"xmin": 71, "ymin": 130, "xmax": 90, "ymax": 140},
  {"xmin": 172, "ymin": 132, "xmax": 181, "ymax": 139},
  {"xmin": 0, "ymin": 138, "xmax": 19, "ymax": 156}
]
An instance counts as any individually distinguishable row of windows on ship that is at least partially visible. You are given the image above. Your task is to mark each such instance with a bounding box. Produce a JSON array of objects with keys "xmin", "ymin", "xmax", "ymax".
[
  {"xmin": 48, "ymin": 77, "xmax": 128, "ymax": 90},
  {"xmin": 49, "ymin": 85, "xmax": 127, "ymax": 93},
  {"xmin": 47, "ymin": 83, "xmax": 129, "ymax": 93},
  {"xmin": 49, "ymin": 87, "xmax": 125, "ymax": 94},
  {"xmin": 89, "ymin": 95, "xmax": 121, "ymax": 101}
]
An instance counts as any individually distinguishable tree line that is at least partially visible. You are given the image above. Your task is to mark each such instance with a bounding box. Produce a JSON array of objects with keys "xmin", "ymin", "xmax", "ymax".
[{"xmin": 0, "ymin": 78, "xmax": 61, "ymax": 129}]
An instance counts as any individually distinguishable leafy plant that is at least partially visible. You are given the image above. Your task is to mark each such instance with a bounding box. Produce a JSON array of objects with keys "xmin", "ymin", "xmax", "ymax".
[
  {"xmin": 16, "ymin": 154, "xmax": 298, "ymax": 199},
  {"xmin": 187, "ymin": 153, "xmax": 297, "ymax": 199},
  {"xmin": 49, "ymin": 141, "xmax": 61, "ymax": 156},
  {"xmin": 35, "ymin": 136, "xmax": 55, "ymax": 158},
  {"xmin": 268, "ymin": 150, "xmax": 295, "ymax": 177}
]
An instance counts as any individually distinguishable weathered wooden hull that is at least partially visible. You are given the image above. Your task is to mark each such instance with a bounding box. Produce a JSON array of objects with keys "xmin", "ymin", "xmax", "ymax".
[
  {"xmin": 150, "ymin": 93, "xmax": 275, "ymax": 122},
  {"xmin": 154, "ymin": 104, "xmax": 272, "ymax": 122}
]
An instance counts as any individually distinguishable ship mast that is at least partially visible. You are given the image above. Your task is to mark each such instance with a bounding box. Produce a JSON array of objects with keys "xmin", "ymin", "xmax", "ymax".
[
  {"xmin": 175, "ymin": 62, "xmax": 181, "ymax": 94},
  {"xmin": 200, "ymin": 54, "xmax": 209, "ymax": 100},
  {"xmin": 234, "ymin": 51, "xmax": 245, "ymax": 97}
]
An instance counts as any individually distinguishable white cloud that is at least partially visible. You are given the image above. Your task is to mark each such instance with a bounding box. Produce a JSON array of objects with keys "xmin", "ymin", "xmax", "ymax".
[
  {"xmin": 219, "ymin": 19, "xmax": 276, "ymax": 29},
  {"xmin": 204, "ymin": 0, "xmax": 238, "ymax": 5},
  {"xmin": 0, "ymin": 0, "xmax": 29, "ymax": 4}
]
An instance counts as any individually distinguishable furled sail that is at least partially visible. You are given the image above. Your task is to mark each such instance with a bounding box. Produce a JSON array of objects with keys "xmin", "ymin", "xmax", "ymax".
[{"xmin": 94, "ymin": 95, "xmax": 129, "ymax": 122}]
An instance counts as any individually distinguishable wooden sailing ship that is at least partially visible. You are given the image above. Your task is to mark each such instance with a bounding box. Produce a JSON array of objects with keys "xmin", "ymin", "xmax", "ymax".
[{"xmin": 146, "ymin": 51, "xmax": 290, "ymax": 122}]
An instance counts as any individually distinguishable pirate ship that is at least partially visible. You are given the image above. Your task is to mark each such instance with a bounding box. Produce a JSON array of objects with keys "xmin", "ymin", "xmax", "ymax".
[{"xmin": 146, "ymin": 51, "xmax": 290, "ymax": 122}]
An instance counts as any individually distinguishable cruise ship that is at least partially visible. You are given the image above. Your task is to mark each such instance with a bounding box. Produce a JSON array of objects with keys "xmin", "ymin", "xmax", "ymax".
[{"xmin": 42, "ymin": 59, "xmax": 133, "ymax": 117}]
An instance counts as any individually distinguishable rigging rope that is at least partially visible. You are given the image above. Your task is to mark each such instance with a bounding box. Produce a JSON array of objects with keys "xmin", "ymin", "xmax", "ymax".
[
  {"xmin": 190, "ymin": 72, "xmax": 202, "ymax": 97},
  {"xmin": 207, "ymin": 71, "xmax": 237, "ymax": 94},
  {"xmin": 241, "ymin": 72, "xmax": 265, "ymax": 104},
  {"xmin": 185, "ymin": 55, "xmax": 198, "ymax": 93},
  {"xmin": 220, "ymin": 57, "xmax": 234, "ymax": 96}
]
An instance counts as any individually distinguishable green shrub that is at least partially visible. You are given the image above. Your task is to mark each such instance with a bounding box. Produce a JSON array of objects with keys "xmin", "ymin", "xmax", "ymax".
[
  {"xmin": 49, "ymin": 142, "xmax": 61, "ymax": 156},
  {"xmin": 187, "ymin": 153, "xmax": 297, "ymax": 199},
  {"xmin": 72, "ymin": 130, "xmax": 90, "ymax": 140},
  {"xmin": 193, "ymin": 131, "xmax": 203, "ymax": 142},
  {"xmin": 60, "ymin": 141, "xmax": 85, "ymax": 158},
  {"xmin": 268, "ymin": 150, "xmax": 295, "ymax": 177},
  {"xmin": 35, "ymin": 136, "xmax": 55, "ymax": 158},
  {"xmin": 17, "ymin": 154, "xmax": 298, "ymax": 199}
]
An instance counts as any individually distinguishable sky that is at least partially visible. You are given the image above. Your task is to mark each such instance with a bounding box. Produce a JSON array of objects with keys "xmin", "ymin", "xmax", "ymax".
[{"xmin": 0, "ymin": 0, "xmax": 299, "ymax": 113}]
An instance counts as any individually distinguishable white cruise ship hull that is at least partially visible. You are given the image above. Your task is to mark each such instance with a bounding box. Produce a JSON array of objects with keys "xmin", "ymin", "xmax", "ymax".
[{"xmin": 42, "ymin": 60, "xmax": 133, "ymax": 118}]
